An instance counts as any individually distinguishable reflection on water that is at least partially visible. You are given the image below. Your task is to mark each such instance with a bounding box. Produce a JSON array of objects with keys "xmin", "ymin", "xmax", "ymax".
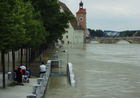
[{"xmin": 45, "ymin": 43, "xmax": 140, "ymax": 98}]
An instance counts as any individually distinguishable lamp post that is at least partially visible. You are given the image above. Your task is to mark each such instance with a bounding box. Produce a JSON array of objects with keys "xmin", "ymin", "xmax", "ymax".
[
  {"xmin": 56, "ymin": 50, "xmax": 69, "ymax": 64},
  {"xmin": 61, "ymin": 50, "xmax": 69, "ymax": 65}
]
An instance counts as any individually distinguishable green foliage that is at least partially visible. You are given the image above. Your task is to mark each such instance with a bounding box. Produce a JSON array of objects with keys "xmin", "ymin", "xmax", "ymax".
[
  {"xmin": 0, "ymin": 0, "xmax": 47, "ymax": 51},
  {"xmin": 136, "ymin": 32, "xmax": 140, "ymax": 36},
  {"xmin": 0, "ymin": 0, "xmax": 72, "ymax": 51},
  {"xmin": 30, "ymin": 0, "xmax": 71, "ymax": 43},
  {"xmin": 22, "ymin": 1, "xmax": 46, "ymax": 47},
  {"xmin": 0, "ymin": 0, "xmax": 26, "ymax": 50},
  {"xmin": 89, "ymin": 29, "xmax": 140, "ymax": 38},
  {"xmin": 89, "ymin": 29, "xmax": 105, "ymax": 37},
  {"xmin": 119, "ymin": 31, "xmax": 138, "ymax": 37}
]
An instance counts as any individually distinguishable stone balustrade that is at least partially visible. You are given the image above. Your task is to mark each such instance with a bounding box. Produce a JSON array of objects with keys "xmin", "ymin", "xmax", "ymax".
[{"xmin": 27, "ymin": 64, "xmax": 50, "ymax": 98}]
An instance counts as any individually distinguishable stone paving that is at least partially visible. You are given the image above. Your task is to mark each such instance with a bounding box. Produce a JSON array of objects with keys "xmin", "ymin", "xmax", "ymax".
[
  {"xmin": 0, "ymin": 49, "xmax": 57, "ymax": 98},
  {"xmin": 0, "ymin": 78, "xmax": 37, "ymax": 98}
]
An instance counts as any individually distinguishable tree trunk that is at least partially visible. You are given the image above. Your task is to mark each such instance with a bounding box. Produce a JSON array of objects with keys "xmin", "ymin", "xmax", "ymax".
[
  {"xmin": 12, "ymin": 50, "xmax": 15, "ymax": 72},
  {"xmin": 8, "ymin": 52, "xmax": 9, "ymax": 72},
  {"xmin": 20, "ymin": 48, "xmax": 23, "ymax": 65},
  {"xmin": 28, "ymin": 48, "xmax": 31, "ymax": 66},
  {"xmin": 25, "ymin": 48, "xmax": 28, "ymax": 66},
  {"xmin": 1, "ymin": 50, "xmax": 6, "ymax": 88}
]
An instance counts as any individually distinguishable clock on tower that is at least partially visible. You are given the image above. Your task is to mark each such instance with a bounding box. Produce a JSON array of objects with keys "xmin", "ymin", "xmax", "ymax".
[
  {"xmin": 76, "ymin": 1, "xmax": 87, "ymax": 29},
  {"xmin": 79, "ymin": 17, "xmax": 83, "ymax": 22}
]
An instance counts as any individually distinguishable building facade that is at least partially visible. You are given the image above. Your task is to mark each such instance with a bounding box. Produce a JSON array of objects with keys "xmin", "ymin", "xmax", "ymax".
[{"xmin": 58, "ymin": 1, "xmax": 89, "ymax": 49}]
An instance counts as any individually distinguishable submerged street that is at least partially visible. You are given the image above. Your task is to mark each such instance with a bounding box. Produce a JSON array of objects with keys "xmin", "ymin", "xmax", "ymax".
[{"xmin": 45, "ymin": 42, "xmax": 140, "ymax": 98}]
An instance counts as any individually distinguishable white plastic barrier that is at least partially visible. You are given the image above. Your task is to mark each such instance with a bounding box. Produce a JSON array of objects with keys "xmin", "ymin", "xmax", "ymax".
[{"xmin": 67, "ymin": 63, "xmax": 76, "ymax": 87}]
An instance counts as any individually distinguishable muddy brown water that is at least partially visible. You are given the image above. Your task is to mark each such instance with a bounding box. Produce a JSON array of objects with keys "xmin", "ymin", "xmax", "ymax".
[{"xmin": 45, "ymin": 43, "xmax": 140, "ymax": 98}]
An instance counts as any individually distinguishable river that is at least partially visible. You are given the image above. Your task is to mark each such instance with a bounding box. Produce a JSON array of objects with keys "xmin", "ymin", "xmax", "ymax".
[{"xmin": 45, "ymin": 42, "xmax": 140, "ymax": 98}]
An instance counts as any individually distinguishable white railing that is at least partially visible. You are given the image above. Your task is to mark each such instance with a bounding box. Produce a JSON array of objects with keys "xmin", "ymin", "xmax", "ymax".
[{"xmin": 67, "ymin": 63, "xmax": 76, "ymax": 87}]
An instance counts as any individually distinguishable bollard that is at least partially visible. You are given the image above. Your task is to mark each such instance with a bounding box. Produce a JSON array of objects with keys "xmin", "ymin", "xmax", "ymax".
[
  {"xmin": 36, "ymin": 86, "xmax": 41, "ymax": 98},
  {"xmin": 32, "ymin": 84, "xmax": 41, "ymax": 94},
  {"xmin": 27, "ymin": 94, "xmax": 36, "ymax": 98}
]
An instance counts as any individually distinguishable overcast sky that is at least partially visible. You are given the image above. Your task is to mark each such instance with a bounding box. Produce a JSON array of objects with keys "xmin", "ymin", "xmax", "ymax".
[{"xmin": 60, "ymin": 0, "xmax": 140, "ymax": 31}]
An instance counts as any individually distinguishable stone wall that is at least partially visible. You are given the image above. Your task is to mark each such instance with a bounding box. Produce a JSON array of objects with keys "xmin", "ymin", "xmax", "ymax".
[{"xmin": 92, "ymin": 37, "xmax": 140, "ymax": 44}]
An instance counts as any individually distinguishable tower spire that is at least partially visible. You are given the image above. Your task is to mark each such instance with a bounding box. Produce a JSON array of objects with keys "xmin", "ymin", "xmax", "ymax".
[{"xmin": 79, "ymin": 0, "xmax": 83, "ymax": 9}]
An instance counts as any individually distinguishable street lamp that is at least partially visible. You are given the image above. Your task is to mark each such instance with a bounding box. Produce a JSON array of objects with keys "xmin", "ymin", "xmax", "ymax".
[
  {"xmin": 61, "ymin": 50, "xmax": 69, "ymax": 65},
  {"xmin": 56, "ymin": 50, "xmax": 69, "ymax": 65}
]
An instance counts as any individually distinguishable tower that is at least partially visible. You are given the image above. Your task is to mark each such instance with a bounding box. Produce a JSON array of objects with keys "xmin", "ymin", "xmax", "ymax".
[{"xmin": 76, "ymin": 1, "xmax": 87, "ymax": 29}]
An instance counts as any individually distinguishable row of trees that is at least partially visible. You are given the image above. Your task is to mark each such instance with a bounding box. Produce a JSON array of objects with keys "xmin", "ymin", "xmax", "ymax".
[
  {"xmin": 89, "ymin": 29, "xmax": 140, "ymax": 38},
  {"xmin": 0, "ymin": 0, "xmax": 72, "ymax": 88},
  {"xmin": 119, "ymin": 31, "xmax": 140, "ymax": 37},
  {"xmin": 88, "ymin": 29, "xmax": 105, "ymax": 37}
]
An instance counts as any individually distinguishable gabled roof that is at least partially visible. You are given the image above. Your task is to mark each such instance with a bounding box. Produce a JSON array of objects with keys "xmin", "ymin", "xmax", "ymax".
[
  {"xmin": 76, "ymin": 9, "xmax": 86, "ymax": 14},
  {"xmin": 59, "ymin": 2, "xmax": 85, "ymax": 30}
]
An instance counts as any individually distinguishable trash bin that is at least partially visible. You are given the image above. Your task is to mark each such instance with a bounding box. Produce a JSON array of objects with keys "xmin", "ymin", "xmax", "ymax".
[{"xmin": 8, "ymin": 72, "xmax": 12, "ymax": 80}]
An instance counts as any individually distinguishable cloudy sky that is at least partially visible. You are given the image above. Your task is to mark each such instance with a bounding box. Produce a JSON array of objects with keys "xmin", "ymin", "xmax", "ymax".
[{"xmin": 60, "ymin": 0, "xmax": 140, "ymax": 31}]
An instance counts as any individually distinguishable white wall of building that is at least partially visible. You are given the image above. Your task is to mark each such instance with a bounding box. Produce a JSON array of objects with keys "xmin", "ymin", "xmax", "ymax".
[
  {"xmin": 61, "ymin": 22, "xmax": 75, "ymax": 48},
  {"xmin": 73, "ymin": 30, "xmax": 84, "ymax": 48},
  {"xmin": 58, "ymin": 4, "xmax": 84, "ymax": 49},
  {"xmin": 58, "ymin": 22, "xmax": 84, "ymax": 49}
]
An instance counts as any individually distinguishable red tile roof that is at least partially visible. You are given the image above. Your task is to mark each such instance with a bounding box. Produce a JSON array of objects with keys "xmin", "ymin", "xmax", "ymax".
[
  {"xmin": 77, "ymin": 9, "xmax": 86, "ymax": 14},
  {"xmin": 60, "ymin": 2, "xmax": 85, "ymax": 30}
]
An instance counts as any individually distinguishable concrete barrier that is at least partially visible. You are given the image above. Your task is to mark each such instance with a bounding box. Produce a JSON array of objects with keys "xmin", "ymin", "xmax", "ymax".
[
  {"xmin": 27, "ymin": 64, "xmax": 50, "ymax": 98},
  {"xmin": 27, "ymin": 94, "xmax": 36, "ymax": 98},
  {"xmin": 67, "ymin": 63, "xmax": 76, "ymax": 87}
]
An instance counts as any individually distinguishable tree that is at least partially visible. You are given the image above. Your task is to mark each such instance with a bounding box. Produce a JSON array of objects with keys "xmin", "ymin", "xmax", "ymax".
[
  {"xmin": 0, "ymin": 0, "xmax": 46, "ymax": 87},
  {"xmin": 119, "ymin": 30, "xmax": 140, "ymax": 37},
  {"xmin": 30, "ymin": 0, "xmax": 71, "ymax": 45},
  {"xmin": 19, "ymin": 1, "xmax": 46, "ymax": 65},
  {"xmin": 0, "ymin": 0, "xmax": 26, "ymax": 88},
  {"xmin": 88, "ymin": 29, "xmax": 105, "ymax": 38}
]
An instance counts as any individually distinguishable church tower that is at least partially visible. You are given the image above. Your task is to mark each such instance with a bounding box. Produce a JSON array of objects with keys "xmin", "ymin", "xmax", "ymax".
[{"xmin": 76, "ymin": 1, "xmax": 87, "ymax": 29}]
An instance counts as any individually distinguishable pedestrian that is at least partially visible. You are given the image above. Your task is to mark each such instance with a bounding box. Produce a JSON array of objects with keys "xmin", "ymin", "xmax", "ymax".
[
  {"xmin": 16, "ymin": 67, "xmax": 23, "ymax": 85},
  {"xmin": 39, "ymin": 62, "xmax": 47, "ymax": 76},
  {"xmin": 22, "ymin": 66, "xmax": 31, "ymax": 83},
  {"xmin": 20, "ymin": 65, "xmax": 26, "ymax": 75}
]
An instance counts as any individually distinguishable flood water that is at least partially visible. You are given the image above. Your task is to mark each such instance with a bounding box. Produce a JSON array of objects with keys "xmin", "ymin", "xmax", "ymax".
[{"xmin": 45, "ymin": 42, "xmax": 140, "ymax": 98}]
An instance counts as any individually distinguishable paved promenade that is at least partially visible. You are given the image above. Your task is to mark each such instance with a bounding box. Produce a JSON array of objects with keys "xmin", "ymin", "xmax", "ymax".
[
  {"xmin": 0, "ymin": 78, "xmax": 37, "ymax": 98},
  {"xmin": 0, "ymin": 49, "xmax": 56, "ymax": 98}
]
